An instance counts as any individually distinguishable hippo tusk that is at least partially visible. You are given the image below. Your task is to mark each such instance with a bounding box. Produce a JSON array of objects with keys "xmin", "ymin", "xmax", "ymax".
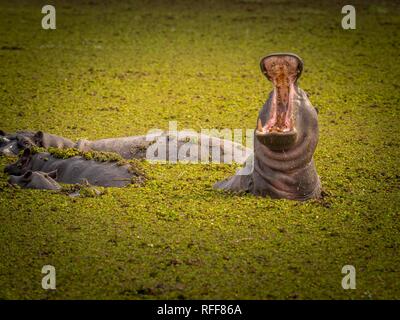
[{"xmin": 256, "ymin": 118, "xmax": 265, "ymax": 134}]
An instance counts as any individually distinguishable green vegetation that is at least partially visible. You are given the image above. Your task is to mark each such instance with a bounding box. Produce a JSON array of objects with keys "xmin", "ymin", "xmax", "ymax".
[
  {"xmin": 30, "ymin": 146, "xmax": 146, "ymax": 183},
  {"xmin": 32, "ymin": 146, "xmax": 123, "ymax": 162},
  {"xmin": 0, "ymin": 0, "xmax": 399, "ymax": 299}
]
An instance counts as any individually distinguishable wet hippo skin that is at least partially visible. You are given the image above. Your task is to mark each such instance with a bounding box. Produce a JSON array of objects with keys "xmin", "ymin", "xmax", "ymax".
[
  {"xmin": 8, "ymin": 170, "xmax": 61, "ymax": 190},
  {"xmin": 5, "ymin": 149, "xmax": 136, "ymax": 188},
  {"xmin": 0, "ymin": 130, "xmax": 74, "ymax": 156},
  {"xmin": 214, "ymin": 53, "xmax": 321, "ymax": 201},
  {"xmin": 1, "ymin": 130, "xmax": 250, "ymax": 164}
]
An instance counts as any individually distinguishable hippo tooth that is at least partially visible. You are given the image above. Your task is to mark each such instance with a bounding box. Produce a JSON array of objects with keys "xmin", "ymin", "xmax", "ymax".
[{"xmin": 256, "ymin": 118, "xmax": 265, "ymax": 133}]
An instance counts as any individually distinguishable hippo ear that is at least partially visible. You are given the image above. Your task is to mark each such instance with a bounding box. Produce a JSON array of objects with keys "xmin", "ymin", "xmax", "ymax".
[
  {"xmin": 34, "ymin": 131, "xmax": 44, "ymax": 146},
  {"xmin": 21, "ymin": 170, "xmax": 33, "ymax": 181},
  {"xmin": 20, "ymin": 148, "xmax": 31, "ymax": 164},
  {"xmin": 47, "ymin": 170, "xmax": 58, "ymax": 180}
]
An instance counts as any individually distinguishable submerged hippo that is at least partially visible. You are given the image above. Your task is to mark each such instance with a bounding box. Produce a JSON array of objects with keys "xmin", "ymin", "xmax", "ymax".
[
  {"xmin": 0, "ymin": 130, "xmax": 74, "ymax": 156},
  {"xmin": 0, "ymin": 130, "xmax": 36, "ymax": 156},
  {"xmin": 2, "ymin": 130, "xmax": 249, "ymax": 190},
  {"xmin": 33, "ymin": 131, "xmax": 75, "ymax": 149},
  {"xmin": 214, "ymin": 53, "xmax": 321, "ymax": 200},
  {"xmin": 1, "ymin": 129, "xmax": 250, "ymax": 164},
  {"xmin": 5, "ymin": 148, "xmax": 138, "ymax": 188},
  {"xmin": 9, "ymin": 170, "xmax": 61, "ymax": 190},
  {"xmin": 76, "ymin": 130, "xmax": 250, "ymax": 164}
]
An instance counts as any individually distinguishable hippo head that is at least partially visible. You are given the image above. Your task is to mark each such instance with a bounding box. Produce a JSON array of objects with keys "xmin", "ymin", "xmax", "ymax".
[
  {"xmin": 8, "ymin": 170, "xmax": 60, "ymax": 190},
  {"xmin": 0, "ymin": 130, "xmax": 19, "ymax": 156},
  {"xmin": 4, "ymin": 148, "xmax": 32, "ymax": 175},
  {"xmin": 33, "ymin": 131, "xmax": 53, "ymax": 148},
  {"xmin": 255, "ymin": 53, "xmax": 303, "ymax": 151},
  {"xmin": 0, "ymin": 130, "xmax": 35, "ymax": 156},
  {"xmin": 33, "ymin": 131, "xmax": 46, "ymax": 147}
]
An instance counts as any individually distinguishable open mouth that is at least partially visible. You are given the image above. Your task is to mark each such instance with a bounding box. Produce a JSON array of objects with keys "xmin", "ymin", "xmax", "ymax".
[{"xmin": 255, "ymin": 53, "xmax": 303, "ymax": 150}]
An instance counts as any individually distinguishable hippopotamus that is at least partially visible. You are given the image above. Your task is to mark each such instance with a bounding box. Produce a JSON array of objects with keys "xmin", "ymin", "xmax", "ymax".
[
  {"xmin": 5, "ymin": 148, "xmax": 137, "ymax": 188},
  {"xmin": 33, "ymin": 131, "xmax": 75, "ymax": 149},
  {"xmin": 76, "ymin": 130, "xmax": 251, "ymax": 164},
  {"xmin": 1, "ymin": 129, "xmax": 250, "ymax": 164},
  {"xmin": 0, "ymin": 130, "xmax": 74, "ymax": 156},
  {"xmin": 0, "ymin": 130, "xmax": 36, "ymax": 156},
  {"xmin": 1, "ymin": 129, "xmax": 250, "ymax": 190},
  {"xmin": 214, "ymin": 53, "xmax": 321, "ymax": 200},
  {"xmin": 8, "ymin": 170, "xmax": 61, "ymax": 190}
]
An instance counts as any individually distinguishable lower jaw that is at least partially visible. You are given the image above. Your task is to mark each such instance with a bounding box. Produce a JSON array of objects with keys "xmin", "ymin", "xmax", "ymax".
[
  {"xmin": 255, "ymin": 83, "xmax": 298, "ymax": 150},
  {"xmin": 256, "ymin": 113, "xmax": 295, "ymax": 134},
  {"xmin": 256, "ymin": 101, "xmax": 297, "ymax": 150},
  {"xmin": 255, "ymin": 129, "xmax": 297, "ymax": 151}
]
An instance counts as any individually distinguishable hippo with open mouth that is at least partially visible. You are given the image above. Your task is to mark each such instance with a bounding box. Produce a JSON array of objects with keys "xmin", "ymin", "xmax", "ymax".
[{"xmin": 214, "ymin": 53, "xmax": 321, "ymax": 200}]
